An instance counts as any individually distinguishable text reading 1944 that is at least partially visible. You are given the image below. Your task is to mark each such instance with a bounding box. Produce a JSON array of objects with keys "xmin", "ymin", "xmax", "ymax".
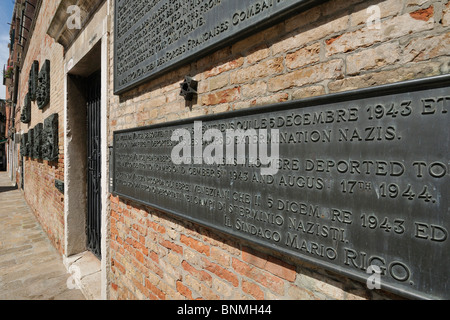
[
  {"xmin": 114, "ymin": 0, "xmax": 328, "ymax": 94},
  {"xmin": 113, "ymin": 76, "xmax": 450, "ymax": 300}
]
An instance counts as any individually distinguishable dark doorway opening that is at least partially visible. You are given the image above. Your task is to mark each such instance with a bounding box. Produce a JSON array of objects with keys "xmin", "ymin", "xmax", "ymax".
[{"xmin": 86, "ymin": 70, "xmax": 102, "ymax": 259}]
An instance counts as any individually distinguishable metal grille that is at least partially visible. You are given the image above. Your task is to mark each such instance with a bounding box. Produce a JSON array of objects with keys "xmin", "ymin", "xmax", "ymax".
[{"xmin": 86, "ymin": 71, "xmax": 101, "ymax": 259}]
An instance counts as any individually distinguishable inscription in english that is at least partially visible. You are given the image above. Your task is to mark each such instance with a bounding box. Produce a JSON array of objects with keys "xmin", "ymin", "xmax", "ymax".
[{"xmin": 112, "ymin": 76, "xmax": 450, "ymax": 299}]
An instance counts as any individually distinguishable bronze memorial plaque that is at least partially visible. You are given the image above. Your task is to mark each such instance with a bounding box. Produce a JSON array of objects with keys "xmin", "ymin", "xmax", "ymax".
[
  {"xmin": 112, "ymin": 76, "xmax": 450, "ymax": 299},
  {"xmin": 114, "ymin": 0, "xmax": 328, "ymax": 94}
]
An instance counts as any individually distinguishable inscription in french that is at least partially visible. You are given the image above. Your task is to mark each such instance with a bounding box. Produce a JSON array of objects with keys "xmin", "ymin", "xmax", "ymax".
[
  {"xmin": 114, "ymin": 0, "xmax": 328, "ymax": 94},
  {"xmin": 112, "ymin": 77, "xmax": 450, "ymax": 299},
  {"xmin": 20, "ymin": 133, "xmax": 28, "ymax": 158}
]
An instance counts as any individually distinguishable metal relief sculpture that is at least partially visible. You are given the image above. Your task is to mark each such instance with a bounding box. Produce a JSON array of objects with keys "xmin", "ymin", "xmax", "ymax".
[
  {"xmin": 32, "ymin": 123, "xmax": 43, "ymax": 159},
  {"xmin": 114, "ymin": 0, "xmax": 327, "ymax": 94},
  {"xmin": 27, "ymin": 128, "xmax": 33, "ymax": 157},
  {"xmin": 20, "ymin": 93, "xmax": 31, "ymax": 124},
  {"xmin": 20, "ymin": 133, "xmax": 28, "ymax": 157},
  {"xmin": 42, "ymin": 113, "xmax": 59, "ymax": 162},
  {"xmin": 29, "ymin": 60, "xmax": 39, "ymax": 101},
  {"xmin": 36, "ymin": 60, "xmax": 50, "ymax": 110}
]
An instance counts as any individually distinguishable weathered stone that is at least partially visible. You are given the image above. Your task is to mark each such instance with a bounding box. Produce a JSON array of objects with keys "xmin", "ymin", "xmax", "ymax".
[
  {"xmin": 292, "ymin": 85, "xmax": 326, "ymax": 100},
  {"xmin": 201, "ymin": 87, "xmax": 241, "ymax": 106},
  {"xmin": 327, "ymin": 12, "xmax": 434, "ymax": 56},
  {"xmin": 268, "ymin": 59, "xmax": 344, "ymax": 92},
  {"xmin": 286, "ymin": 43, "xmax": 321, "ymax": 70},
  {"xmin": 230, "ymin": 57, "xmax": 284, "ymax": 84},
  {"xmin": 346, "ymin": 42, "xmax": 401, "ymax": 75},
  {"xmin": 403, "ymin": 33, "xmax": 450, "ymax": 62},
  {"xmin": 443, "ymin": 2, "xmax": 450, "ymax": 26},
  {"xmin": 350, "ymin": 0, "xmax": 403, "ymax": 27},
  {"xmin": 328, "ymin": 61, "xmax": 441, "ymax": 92},
  {"xmin": 241, "ymin": 81, "xmax": 267, "ymax": 98},
  {"xmin": 274, "ymin": 15, "xmax": 349, "ymax": 55}
]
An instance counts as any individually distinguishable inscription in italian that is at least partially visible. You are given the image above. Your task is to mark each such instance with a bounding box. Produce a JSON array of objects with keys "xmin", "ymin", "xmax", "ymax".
[
  {"xmin": 114, "ymin": 0, "xmax": 328, "ymax": 94},
  {"xmin": 113, "ymin": 76, "xmax": 450, "ymax": 299}
]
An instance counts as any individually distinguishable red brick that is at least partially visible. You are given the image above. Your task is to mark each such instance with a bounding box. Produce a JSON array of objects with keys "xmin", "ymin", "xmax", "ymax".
[
  {"xmin": 112, "ymin": 258, "xmax": 126, "ymax": 274},
  {"xmin": 160, "ymin": 239, "xmax": 183, "ymax": 254},
  {"xmin": 203, "ymin": 258, "xmax": 239, "ymax": 287},
  {"xmin": 410, "ymin": 6, "xmax": 434, "ymax": 21},
  {"xmin": 210, "ymin": 247, "xmax": 230, "ymax": 267},
  {"xmin": 201, "ymin": 87, "xmax": 241, "ymax": 106},
  {"xmin": 145, "ymin": 278, "xmax": 166, "ymax": 300},
  {"xmin": 148, "ymin": 251, "xmax": 159, "ymax": 263},
  {"xmin": 147, "ymin": 220, "xmax": 166, "ymax": 234},
  {"xmin": 232, "ymin": 258, "xmax": 285, "ymax": 295},
  {"xmin": 230, "ymin": 57, "xmax": 284, "ymax": 84},
  {"xmin": 111, "ymin": 196, "xmax": 120, "ymax": 204},
  {"xmin": 177, "ymin": 281, "xmax": 193, "ymax": 300},
  {"xmin": 182, "ymin": 260, "xmax": 213, "ymax": 285},
  {"xmin": 242, "ymin": 280, "xmax": 265, "ymax": 300},
  {"xmin": 180, "ymin": 235, "xmax": 210, "ymax": 256},
  {"xmin": 204, "ymin": 57, "xmax": 244, "ymax": 78},
  {"xmin": 242, "ymin": 247, "xmax": 297, "ymax": 282},
  {"xmin": 132, "ymin": 223, "xmax": 147, "ymax": 236}
]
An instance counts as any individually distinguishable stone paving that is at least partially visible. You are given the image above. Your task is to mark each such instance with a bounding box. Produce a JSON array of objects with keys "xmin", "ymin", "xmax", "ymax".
[{"xmin": 0, "ymin": 171, "xmax": 85, "ymax": 300}]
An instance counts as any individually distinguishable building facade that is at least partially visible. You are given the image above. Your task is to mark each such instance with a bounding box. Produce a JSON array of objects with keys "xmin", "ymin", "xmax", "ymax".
[{"xmin": 4, "ymin": 0, "xmax": 450, "ymax": 300}]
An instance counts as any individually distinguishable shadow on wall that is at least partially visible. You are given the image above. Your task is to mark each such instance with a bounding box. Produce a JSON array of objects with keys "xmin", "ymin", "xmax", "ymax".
[{"xmin": 0, "ymin": 185, "xmax": 18, "ymax": 193}]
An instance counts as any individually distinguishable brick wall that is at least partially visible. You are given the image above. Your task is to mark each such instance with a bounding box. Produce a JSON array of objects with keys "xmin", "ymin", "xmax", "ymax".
[
  {"xmin": 108, "ymin": 0, "xmax": 450, "ymax": 299},
  {"xmin": 18, "ymin": 0, "xmax": 65, "ymax": 254}
]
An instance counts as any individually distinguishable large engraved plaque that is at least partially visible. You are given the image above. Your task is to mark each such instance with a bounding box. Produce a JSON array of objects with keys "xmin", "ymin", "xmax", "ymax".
[
  {"xmin": 114, "ymin": 0, "xmax": 328, "ymax": 94},
  {"xmin": 112, "ymin": 76, "xmax": 450, "ymax": 299}
]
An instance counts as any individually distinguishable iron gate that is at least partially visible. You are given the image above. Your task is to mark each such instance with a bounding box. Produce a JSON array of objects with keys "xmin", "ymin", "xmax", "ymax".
[{"xmin": 86, "ymin": 71, "xmax": 101, "ymax": 259}]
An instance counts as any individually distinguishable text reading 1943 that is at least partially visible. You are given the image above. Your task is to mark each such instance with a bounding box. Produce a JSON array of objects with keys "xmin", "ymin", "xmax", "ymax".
[
  {"xmin": 112, "ymin": 76, "xmax": 450, "ymax": 300},
  {"xmin": 113, "ymin": 0, "xmax": 328, "ymax": 94}
]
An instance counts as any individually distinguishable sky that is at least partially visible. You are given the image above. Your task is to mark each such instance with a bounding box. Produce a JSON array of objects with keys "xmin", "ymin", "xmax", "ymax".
[{"xmin": 0, "ymin": 0, "xmax": 15, "ymax": 100}]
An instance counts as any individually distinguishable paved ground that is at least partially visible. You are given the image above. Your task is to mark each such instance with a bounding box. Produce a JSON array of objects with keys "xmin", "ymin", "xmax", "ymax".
[{"xmin": 0, "ymin": 171, "xmax": 85, "ymax": 300}]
